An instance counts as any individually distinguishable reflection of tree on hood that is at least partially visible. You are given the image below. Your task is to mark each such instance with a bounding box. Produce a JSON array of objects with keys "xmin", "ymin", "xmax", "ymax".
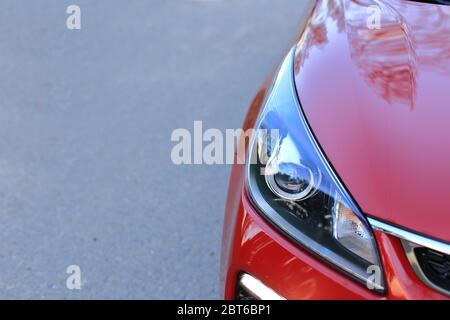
[
  {"xmin": 345, "ymin": 0, "xmax": 418, "ymax": 108},
  {"xmin": 295, "ymin": 0, "xmax": 450, "ymax": 109},
  {"xmin": 295, "ymin": 0, "xmax": 344, "ymax": 74},
  {"xmin": 404, "ymin": 3, "xmax": 450, "ymax": 73}
]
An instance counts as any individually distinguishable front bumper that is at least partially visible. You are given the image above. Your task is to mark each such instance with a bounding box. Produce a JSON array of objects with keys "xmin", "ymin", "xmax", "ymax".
[{"xmin": 221, "ymin": 175, "xmax": 448, "ymax": 299}]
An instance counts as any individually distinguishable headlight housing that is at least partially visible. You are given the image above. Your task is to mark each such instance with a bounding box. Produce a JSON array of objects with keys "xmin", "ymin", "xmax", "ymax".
[{"xmin": 245, "ymin": 48, "xmax": 385, "ymax": 292}]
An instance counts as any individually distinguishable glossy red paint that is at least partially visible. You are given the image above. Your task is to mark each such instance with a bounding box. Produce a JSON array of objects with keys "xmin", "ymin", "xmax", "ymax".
[
  {"xmin": 222, "ymin": 185, "xmax": 447, "ymax": 299},
  {"xmin": 221, "ymin": 79, "xmax": 447, "ymax": 300},
  {"xmin": 294, "ymin": 0, "xmax": 450, "ymax": 242},
  {"xmin": 221, "ymin": 0, "xmax": 450, "ymax": 300}
]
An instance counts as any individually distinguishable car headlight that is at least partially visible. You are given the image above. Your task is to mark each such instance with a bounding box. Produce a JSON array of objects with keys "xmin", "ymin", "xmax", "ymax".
[{"xmin": 245, "ymin": 48, "xmax": 385, "ymax": 292}]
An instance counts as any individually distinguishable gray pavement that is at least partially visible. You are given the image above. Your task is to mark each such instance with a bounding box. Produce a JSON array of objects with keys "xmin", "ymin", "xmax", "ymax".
[{"xmin": 0, "ymin": 0, "xmax": 312, "ymax": 299}]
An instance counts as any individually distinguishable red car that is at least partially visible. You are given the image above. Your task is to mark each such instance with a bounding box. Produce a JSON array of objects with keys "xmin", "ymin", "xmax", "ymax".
[{"xmin": 221, "ymin": 0, "xmax": 450, "ymax": 300}]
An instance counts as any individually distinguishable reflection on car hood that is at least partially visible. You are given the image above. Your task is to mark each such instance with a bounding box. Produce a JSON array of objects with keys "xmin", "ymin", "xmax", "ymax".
[{"xmin": 294, "ymin": 0, "xmax": 450, "ymax": 242}]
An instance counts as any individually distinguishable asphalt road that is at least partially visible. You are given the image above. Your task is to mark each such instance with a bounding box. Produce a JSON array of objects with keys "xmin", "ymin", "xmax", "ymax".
[{"xmin": 0, "ymin": 0, "xmax": 312, "ymax": 299}]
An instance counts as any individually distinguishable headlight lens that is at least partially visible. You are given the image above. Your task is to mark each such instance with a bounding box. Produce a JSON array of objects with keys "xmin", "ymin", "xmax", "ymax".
[{"xmin": 246, "ymin": 48, "xmax": 385, "ymax": 292}]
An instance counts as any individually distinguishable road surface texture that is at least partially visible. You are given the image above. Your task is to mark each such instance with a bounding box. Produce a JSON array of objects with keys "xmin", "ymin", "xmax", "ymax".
[{"xmin": 0, "ymin": 0, "xmax": 312, "ymax": 299}]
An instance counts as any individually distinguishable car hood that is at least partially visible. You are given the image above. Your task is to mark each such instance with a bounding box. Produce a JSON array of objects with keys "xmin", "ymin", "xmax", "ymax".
[{"xmin": 294, "ymin": 0, "xmax": 450, "ymax": 242}]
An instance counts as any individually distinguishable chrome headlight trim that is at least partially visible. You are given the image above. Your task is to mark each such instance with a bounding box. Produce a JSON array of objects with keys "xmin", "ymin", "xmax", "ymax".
[
  {"xmin": 369, "ymin": 217, "xmax": 450, "ymax": 296},
  {"xmin": 368, "ymin": 218, "xmax": 450, "ymax": 256}
]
